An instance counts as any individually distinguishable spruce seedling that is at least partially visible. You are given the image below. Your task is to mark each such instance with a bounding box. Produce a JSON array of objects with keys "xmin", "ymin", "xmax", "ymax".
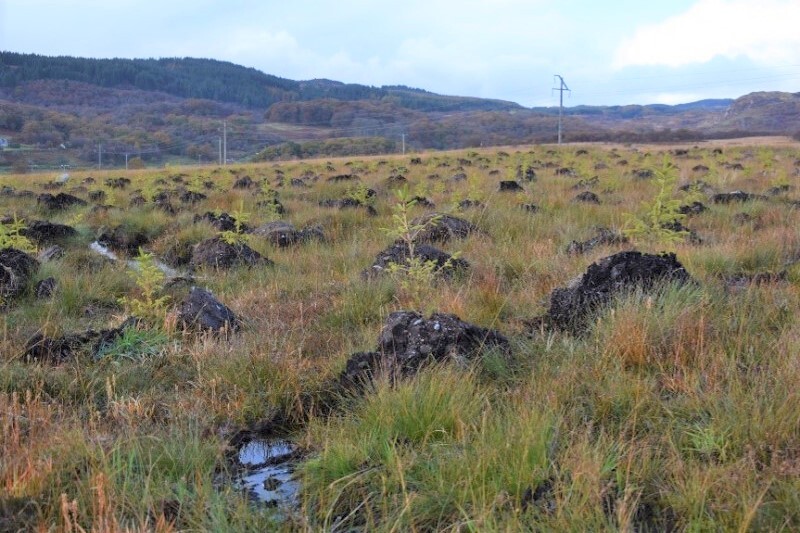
[
  {"xmin": 220, "ymin": 200, "xmax": 251, "ymax": 245},
  {"xmin": 187, "ymin": 175, "xmax": 205, "ymax": 194},
  {"xmin": 346, "ymin": 183, "xmax": 375, "ymax": 207},
  {"xmin": 381, "ymin": 187, "xmax": 458, "ymax": 310},
  {"xmin": 0, "ymin": 215, "xmax": 36, "ymax": 253},
  {"xmin": 624, "ymin": 156, "xmax": 689, "ymax": 245},
  {"xmin": 466, "ymin": 174, "xmax": 485, "ymax": 204},
  {"xmin": 119, "ymin": 248, "xmax": 170, "ymax": 324},
  {"xmin": 140, "ymin": 180, "xmax": 160, "ymax": 203}
]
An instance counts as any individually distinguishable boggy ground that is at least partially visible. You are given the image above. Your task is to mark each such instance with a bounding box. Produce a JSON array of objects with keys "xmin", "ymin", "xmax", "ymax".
[{"xmin": 2, "ymin": 141, "xmax": 800, "ymax": 531}]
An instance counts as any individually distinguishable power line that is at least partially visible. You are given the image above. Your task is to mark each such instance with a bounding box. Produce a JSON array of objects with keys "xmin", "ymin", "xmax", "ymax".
[
  {"xmin": 500, "ymin": 62, "xmax": 800, "ymax": 98},
  {"xmin": 18, "ymin": 64, "xmax": 793, "ymax": 170},
  {"xmin": 552, "ymin": 75, "xmax": 570, "ymax": 144},
  {"xmin": 223, "ymin": 120, "xmax": 227, "ymax": 166}
]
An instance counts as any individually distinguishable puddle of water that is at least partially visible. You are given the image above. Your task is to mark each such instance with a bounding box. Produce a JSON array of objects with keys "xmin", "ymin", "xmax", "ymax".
[
  {"xmin": 236, "ymin": 439, "xmax": 300, "ymax": 507},
  {"xmin": 152, "ymin": 261, "xmax": 179, "ymax": 278},
  {"xmin": 90, "ymin": 240, "xmax": 119, "ymax": 261},
  {"xmin": 89, "ymin": 241, "xmax": 179, "ymax": 278},
  {"xmin": 241, "ymin": 464, "xmax": 300, "ymax": 506},
  {"xmin": 239, "ymin": 440, "xmax": 295, "ymax": 466}
]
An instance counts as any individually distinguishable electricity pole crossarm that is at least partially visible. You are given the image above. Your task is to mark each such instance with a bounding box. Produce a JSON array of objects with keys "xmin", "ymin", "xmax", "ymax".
[{"xmin": 552, "ymin": 75, "xmax": 570, "ymax": 145}]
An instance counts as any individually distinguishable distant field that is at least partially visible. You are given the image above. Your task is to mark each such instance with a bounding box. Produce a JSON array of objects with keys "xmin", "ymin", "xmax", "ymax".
[
  {"xmin": 631, "ymin": 135, "xmax": 800, "ymax": 149},
  {"xmin": 2, "ymin": 141, "xmax": 800, "ymax": 531}
]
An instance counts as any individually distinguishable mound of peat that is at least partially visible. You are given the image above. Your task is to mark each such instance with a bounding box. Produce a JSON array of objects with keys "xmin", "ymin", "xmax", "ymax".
[
  {"xmin": 194, "ymin": 211, "xmax": 250, "ymax": 232},
  {"xmin": 572, "ymin": 191, "xmax": 600, "ymax": 204},
  {"xmin": 190, "ymin": 237, "xmax": 271, "ymax": 270},
  {"xmin": 566, "ymin": 228, "xmax": 628, "ymax": 255},
  {"xmin": 21, "ymin": 220, "xmax": 77, "ymax": 244},
  {"xmin": 36, "ymin": 192, "xmax": 87, "ymax": 210},
  {"xmin": 24, "ymin": 317, "xmax": 141, "ymax": 364},
  {"xmin": 251, "ymin": 221, "xmax": 325, "ymax": 247},
  {"xmin": 0, "ymin": 248, "xmax": 39, "ymax": 302},
  {"xmin": 410, "ymin": 213, "xmax": 479, "ymax": 244},
  {"xmin": 339, "ymin": 310, "xmax": 510, "ymax": 386},
  {"xmin": 711, "ymin": 190, "xmax": 766, "ymax": 204},
  {"xmin": 97, "ymin": 226, "xmax": 150, "ymax": 254},
  {"xmin": 177, "ymin": 287, "xmax": 239, "ymax": 332},
  {"xmin": 534, "ymin": 251, "xmax": 692, "ymax": 334},
  {"xmin": 364, "ymin": 242, "xmax": 468, "ymax": 278}
]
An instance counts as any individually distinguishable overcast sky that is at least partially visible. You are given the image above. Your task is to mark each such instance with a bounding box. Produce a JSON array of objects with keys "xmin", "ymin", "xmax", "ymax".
[{"xmin": 1, "ymin": 0, "xmax": 799, "ymax": 107}]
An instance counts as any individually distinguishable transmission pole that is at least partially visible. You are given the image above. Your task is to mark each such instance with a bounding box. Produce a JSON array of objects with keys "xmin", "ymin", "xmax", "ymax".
[
  {"xmin": 402, "ymin": 133, "xmax": 406, "ymax": 155},
  {"xmin": 223, "ymin": 120, "xmax": 227, "ymax": 165},
  {"xmin": 552, "ymin": 75, "xmax": 570, "ymax": 145},
  {"xmin": 98, "ymin": 143, "xmax": 102, "ymax": 169}
]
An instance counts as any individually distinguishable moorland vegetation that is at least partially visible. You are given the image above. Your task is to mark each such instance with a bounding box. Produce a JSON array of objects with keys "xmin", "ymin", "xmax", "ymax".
[{"xmin": 2, "ymin": 142, "xmax": 800, "ymax": 531}]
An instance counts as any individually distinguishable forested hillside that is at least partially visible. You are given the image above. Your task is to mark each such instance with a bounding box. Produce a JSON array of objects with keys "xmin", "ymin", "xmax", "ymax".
[
  {"xmin": 0, "ymin": 53, "xmax": 520, "ymax": 112},
  {"xmin": 0, "ymin": 53, "xmax": 797, "ymax": 170}
]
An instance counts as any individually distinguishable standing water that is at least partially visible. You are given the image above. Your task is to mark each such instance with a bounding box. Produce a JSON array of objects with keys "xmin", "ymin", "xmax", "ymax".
[
  {"xmin": 89, "ymin": 241, "xmax": 179, "ymax": 278},
  {"xmin": 236, "ymin": 439, "xmax": 300, "ymax": 507}
]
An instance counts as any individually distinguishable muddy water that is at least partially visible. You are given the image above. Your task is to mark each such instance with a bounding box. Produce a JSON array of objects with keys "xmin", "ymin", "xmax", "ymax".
[
  {"xmin": 236, "ymin": 440, "xmax": 300, "ymax": 507},
  {"xmin": 89, "ymin": 241, "xmax": 179, "ymax": 278}
]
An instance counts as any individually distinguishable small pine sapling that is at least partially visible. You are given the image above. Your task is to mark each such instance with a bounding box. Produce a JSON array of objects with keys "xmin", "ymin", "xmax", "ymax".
[
  {"xmin": 507, "ymin": 156, "xmax": 523, "ymax": 182},
  {"xmin": 187, "ymin": 175, "xmax": 205, "ymax": 194},
  {"xmin": 0, "ymin": 215, "xmax": 36, "ymax": 253},
  {"xmin": 381, "ymin": 187, "xmax": 458, "ymax": 310},
  {"xmin": 346, "ymin": 183, "xmax": 376, "ymax": 207},
  {"xmin": 119, "ymin": 248, "xmax": 171, "ymax": 324},
  {"xmin": 431, "ymin": 180, "xmax": 447, "ymax": 197},
  {"xmin": 466, "ymin": 175, "xmax": 485, "ymax": 204},
  {"xmin": 65, "ymin": 211, "xmax": 85, "ymax": 228},
  {"xmin": 140, "ymin": 180, "xmax": 160, "ymax": 203},
  {"xmin": 259, "ymin": 185, "xmax": 283, "ymax": 221},
  {"xmin": 259, "ymin": 180, "xmax": 276, "ymax": 197},
  {"xmin": 770, "ymin": 168, "xmax": 791, "ymax": 192},
  {"xmin": 220, "ymin": 200, "xmax": 251, "ymax": 245},
  {"xmin": 412, "ymin": 180, "xmax": 431, "ymax": 202},
  {"xmin": 100, "ymin": 183, "xmax": 120, "ymax": 208},
  {"xmin": 624, "ymin": 157, "xmax": 689, "ymax": 245},
  {"xmin": 757, "ymin": 147, "xmax": 775, "ymax": 172}
]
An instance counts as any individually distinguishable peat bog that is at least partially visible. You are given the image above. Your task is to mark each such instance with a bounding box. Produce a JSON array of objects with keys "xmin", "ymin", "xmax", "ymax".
[{"xmin": 3, "ymin": 142, "xmax": 800, "ymax": 530}]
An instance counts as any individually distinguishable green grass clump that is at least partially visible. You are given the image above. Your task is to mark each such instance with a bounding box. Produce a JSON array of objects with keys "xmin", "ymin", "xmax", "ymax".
[
  {"xmin": 94, "ymin": 327, "xmax": 170, "ymax": 362},
  {"xmin": 303, "ymin": 369, "xmax": 555, "ymax": 530}
]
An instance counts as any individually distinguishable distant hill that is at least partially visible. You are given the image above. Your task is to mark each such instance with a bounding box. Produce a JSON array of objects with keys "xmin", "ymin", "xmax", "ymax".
[
  {"xmin": 672, "ymin": 99, "xmax": 734, "ymax": 111},
  {"xmin": 716, "ymin": 91, "xmax": 800, "ymax": 132},
  {"xmin": 531, "ymin": 98, "xmax": 733, "ymax": 119},
  {"xmin": 0, "ymin": 52, "xmax": 798, "ymax": 169},
  {"xmin": 0, "ymin": 52, "xmax": 521, "ymax": 113}
]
